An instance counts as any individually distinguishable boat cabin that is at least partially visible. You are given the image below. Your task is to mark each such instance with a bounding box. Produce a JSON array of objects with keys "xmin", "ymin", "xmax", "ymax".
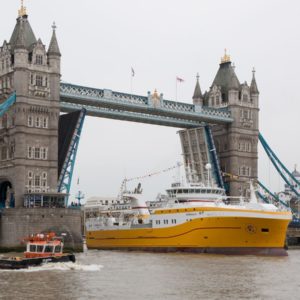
[
  {"xmin": 166, "ymin": 186, "xmax": 225, "ymax": 198},
  {"xmin": 24, "ymin": 233, "xmax": 64, "ymax": 259}
]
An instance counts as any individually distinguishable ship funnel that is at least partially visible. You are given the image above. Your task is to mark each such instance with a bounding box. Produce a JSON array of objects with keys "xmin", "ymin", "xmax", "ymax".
[
  {"xmin": 124, "ymin": 183, "xmax": 150, "ymax": 220},
  {"xmin": 130, "ymin": 195, "xmax": 150, "ymax": 219}
]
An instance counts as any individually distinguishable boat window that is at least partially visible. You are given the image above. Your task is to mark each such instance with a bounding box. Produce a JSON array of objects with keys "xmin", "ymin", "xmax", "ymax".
[
  {"xmin": 190, "ymin": 189, "xmax": 195, "ymax": 193},
  {"xmin": 37, "ymin": 245, "xmax": 44, "ymax": 252},
  {"xmin": 44, "ymin": 245, "xmax": 54, "ymax": 253},
  {"xmin": 29, "ymin": 244, "xmax": 37, "ymax": 252},
  {"xmin": 183, "ymin": 189, "xmax": 188, "ymax": 193},
  {"xmin": 177, "ymin": 189, "xmax": 182, "ymax": 194},
  {"xmin": 201, "ymin": 189, "xmax": 206, "ymax": 193},
  {"xmin": 195, "ymin": 189, "xmax": 200, "ymax": 193},
  {"xmin": 207, "ymin": 189, "xmax": 211, "ymax": 193},
  {"xmin": 55, "ymin": 246, "xmax": 61, "ymax": 253}
]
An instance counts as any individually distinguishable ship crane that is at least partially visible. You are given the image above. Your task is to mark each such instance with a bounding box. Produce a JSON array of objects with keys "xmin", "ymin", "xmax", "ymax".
[{"xmin": 116, "ymin": 162, "xmax": 183, "ymax": 200}]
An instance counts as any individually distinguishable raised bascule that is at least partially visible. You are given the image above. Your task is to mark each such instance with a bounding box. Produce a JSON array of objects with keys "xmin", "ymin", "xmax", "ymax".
[{"xmin": 0, "ymin": 4, "xmax": 297, "ymax": 249}]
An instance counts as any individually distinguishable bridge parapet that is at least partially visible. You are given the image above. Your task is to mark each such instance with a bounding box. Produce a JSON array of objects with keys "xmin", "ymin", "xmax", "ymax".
[
  {"xmin": 112, "ymin": 90, "xmax": 148, "ymax": 105},
  {"xmin": 163, "ymin": 99, "xmax": 194, "ymax": 112},
  {"xmin": 60, "ymin": 83, "xmax": 233, "ymax": 126},
  {"xmin": 60, "ymin": 83, "xmax": 104, "ymax": 99}
]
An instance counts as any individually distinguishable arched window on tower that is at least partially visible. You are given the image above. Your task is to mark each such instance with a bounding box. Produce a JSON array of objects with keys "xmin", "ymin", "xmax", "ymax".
[
  {"xmin": 42, "ymin": 117, "xmax": 48, "ymax": 128},
  {"xmin": 28, "ymin": 146, "xmax": 33, "ymax": 159},
  {"xmin": 36, "ymin": 75, "xmax": 43, "ymax": 87},
  {"xmin": 35, "ymin": 116, "xmax": 40, "ymax": 127},
  {"xmin": 34, "ymin": 147, "xmax": 40, "ymax": 159},
  {"xmin": 34, "ymin": 175, "xmax": 41, "ymax": 188},
  {"xmin": 35, "ymin": 55, "xmax": 43, "ymax": 65},
  {"xmin": 221, "ymin": 93, "xmax": 226, "ymax": 102},
  {"xmin": 28, "ymin": 115, "xmax": 33, "ymax": 127}
]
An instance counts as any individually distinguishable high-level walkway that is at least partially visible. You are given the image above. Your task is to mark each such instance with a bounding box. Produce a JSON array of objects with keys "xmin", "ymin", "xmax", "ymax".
[{"xmin": 60, "ymin": 83, "xmax": 233, "ymax": 128}]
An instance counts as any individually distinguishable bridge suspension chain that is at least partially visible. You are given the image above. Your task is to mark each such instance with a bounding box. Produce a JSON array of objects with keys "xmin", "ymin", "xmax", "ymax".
[{"xmin": 259, "ymin": 133, "xmax": 300, "ymax": 198}]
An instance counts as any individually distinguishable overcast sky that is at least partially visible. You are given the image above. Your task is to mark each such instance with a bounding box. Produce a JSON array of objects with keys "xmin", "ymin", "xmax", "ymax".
[{"xmin": 1, "ymin": 0, "xmax": 300, "ymax": 201}]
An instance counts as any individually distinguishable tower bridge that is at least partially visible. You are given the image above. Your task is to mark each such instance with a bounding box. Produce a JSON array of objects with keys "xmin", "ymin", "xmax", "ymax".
[
  {"xmin": 0, "ymin": 5, "xmax": 262, "ymax": 249},
  {"xmin": 0, "ymin": 7, "xmax": 259, "ymax": 208}
]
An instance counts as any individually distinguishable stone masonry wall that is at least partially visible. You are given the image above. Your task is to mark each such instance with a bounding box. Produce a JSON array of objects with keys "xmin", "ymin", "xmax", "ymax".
[{"xmin": 0, "ymin": 208, "xmax": 83, "ymax": 251}]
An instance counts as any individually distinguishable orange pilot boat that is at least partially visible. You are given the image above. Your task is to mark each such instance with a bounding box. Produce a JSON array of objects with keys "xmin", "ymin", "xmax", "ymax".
[{"xmin": 0, "ymin": 232, "xmax": 75, "ymax": 269}]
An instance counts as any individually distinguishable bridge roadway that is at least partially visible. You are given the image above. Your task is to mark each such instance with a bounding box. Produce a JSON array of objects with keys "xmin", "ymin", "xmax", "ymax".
[{"xmin": 60, "ymin": 83, "xmax": 233, "ymax": 128}]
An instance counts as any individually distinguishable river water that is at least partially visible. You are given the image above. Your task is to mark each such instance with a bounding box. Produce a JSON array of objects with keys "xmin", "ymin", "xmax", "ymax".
[{"xmin": 0, "ymin": 249, "xmax": 299, "ymax": 300}]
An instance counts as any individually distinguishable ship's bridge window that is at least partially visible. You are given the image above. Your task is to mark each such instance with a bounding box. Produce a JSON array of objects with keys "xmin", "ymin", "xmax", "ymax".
[
  {"xmin": 195, "ymin": 189, "xmax": 200, "ymax": 193},
  {"xmin": 29, "ymin": 244, "xmax": 37, "ymax": 252},
  {"xmin": 183, "ymin": 189, "xmax": 188, "ymax": 193},
  {"xmin": 55, "ymin": 246, "xmax": 62, "ymax": 253},
  {"xmin": 44, "ymin": 245, "xmax": 54, "ymax": 253},
  {"xmin": 37, "ymin": 245, "xmax": 44, "ymax": 252},
  {"xmin": 177, "ymin": 189, "xmax": 182, "ymax": 194},
  {"xmin": 207, "ymin": 189, "xmax": 211, "ymax": 193}
]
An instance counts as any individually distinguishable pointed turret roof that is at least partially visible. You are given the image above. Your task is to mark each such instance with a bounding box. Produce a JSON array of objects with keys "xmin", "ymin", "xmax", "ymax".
[
  {"xmin": 250, "ymin": 68, "xmax": 259, "ymax": 94},
  {"xmin": 292, "ymin": 165, "xmax": 300, "ymax": 178},
  {"xmin": 193, "ymin": 73, "xmax": 203, "ymax": 100},
  {"xmin": 48, "ymin": 22, "xmax": 61, "ymax": 56},
  {"xmin": 14, "ymin": 18, "xmax": 26, "ymax": 49},
  {"xmin": 9, "ymin": 15, "xmax": 37, "ymax": 51},
  {"xmin": 212, "ymin": 60, "xmax": 240, "ymax": 92}
]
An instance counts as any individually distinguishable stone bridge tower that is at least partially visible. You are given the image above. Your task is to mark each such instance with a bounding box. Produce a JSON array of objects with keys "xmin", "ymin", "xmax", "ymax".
[
  {"xmin": 0, "ymin": 6, "xmax": 61, "ymax": 207},
  {"xmin": 196, "ymin": 52, "xmax": 259, "ymax": 196}
]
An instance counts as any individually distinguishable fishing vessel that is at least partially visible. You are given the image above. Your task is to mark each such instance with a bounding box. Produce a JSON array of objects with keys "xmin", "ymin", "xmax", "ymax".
[
  {"xmin": 86, "ymin": 165, "xmax": 292, "ymax": 255},
  {"xmin": 0, "ymin": 232, "xmax": 75, "ymax": 269}
]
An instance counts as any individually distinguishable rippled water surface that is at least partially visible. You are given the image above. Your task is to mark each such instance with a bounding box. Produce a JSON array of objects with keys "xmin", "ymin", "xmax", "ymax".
[{"xmin": 0, "ymin": 250, "xmax": 300, "ymax": 299}]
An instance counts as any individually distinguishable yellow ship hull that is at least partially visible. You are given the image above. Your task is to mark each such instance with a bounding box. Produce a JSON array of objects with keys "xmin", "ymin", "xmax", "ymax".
[{"xmin": 87, "ymin": 214, "xmax": 291, "ymax": 255}]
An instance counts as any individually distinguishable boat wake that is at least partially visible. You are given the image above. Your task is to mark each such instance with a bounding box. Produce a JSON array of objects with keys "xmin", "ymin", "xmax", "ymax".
[{"xmin": 0, "ymin": 262, "xmax": 103, "ymax": 272}]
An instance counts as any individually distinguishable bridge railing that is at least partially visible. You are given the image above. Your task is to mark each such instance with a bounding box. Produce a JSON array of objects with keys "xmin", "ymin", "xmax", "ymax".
[
  {"xmin": 111, "ymin": 91, "xmax": 148, "ymax": 105},
  {"xmin": 162, "ymin": 100, "xmax": 194, "ymax": 112},
  {"xmin": 60, "ymin": 82, "xmax": 233, "ymax": 124}
]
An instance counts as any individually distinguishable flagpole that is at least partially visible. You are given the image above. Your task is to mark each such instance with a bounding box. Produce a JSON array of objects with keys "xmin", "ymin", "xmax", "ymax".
[
  {"xmin": 130, "ymin": 67, "xmax": 134, "ymax": 99},
  {"xmin": 175, "ymin": 78, "xmax": 178, "ymax": 101},
  {"xmin": 130, "ymin": 75, "xmax": 133, "ymax": 96}
]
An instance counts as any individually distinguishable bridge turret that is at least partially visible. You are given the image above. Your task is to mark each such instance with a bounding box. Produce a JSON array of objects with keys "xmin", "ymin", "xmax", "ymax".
[
  {"xmin": 47, "ymin": 23, "xmax": 61, "ymax": 73},
  {"xmin": 47, "ymin": 23, "xmax": 61, "ymax": 103},
  {"xmin": 192, "ymin": 73, "xmax": 203, "ymax": 106},
  {"xmin": 250, "ymin": 68, "xmax": 259, "ymax": 107},
  {"xmin": 13, "ymin": 17, "xmax": 30, "ymax": 97}
]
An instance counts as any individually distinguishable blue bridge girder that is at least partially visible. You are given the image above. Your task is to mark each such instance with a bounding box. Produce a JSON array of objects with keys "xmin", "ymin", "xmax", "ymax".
[{"xmin": 60, "ymin": 83, "xmax": 234, "ymax": 128}]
